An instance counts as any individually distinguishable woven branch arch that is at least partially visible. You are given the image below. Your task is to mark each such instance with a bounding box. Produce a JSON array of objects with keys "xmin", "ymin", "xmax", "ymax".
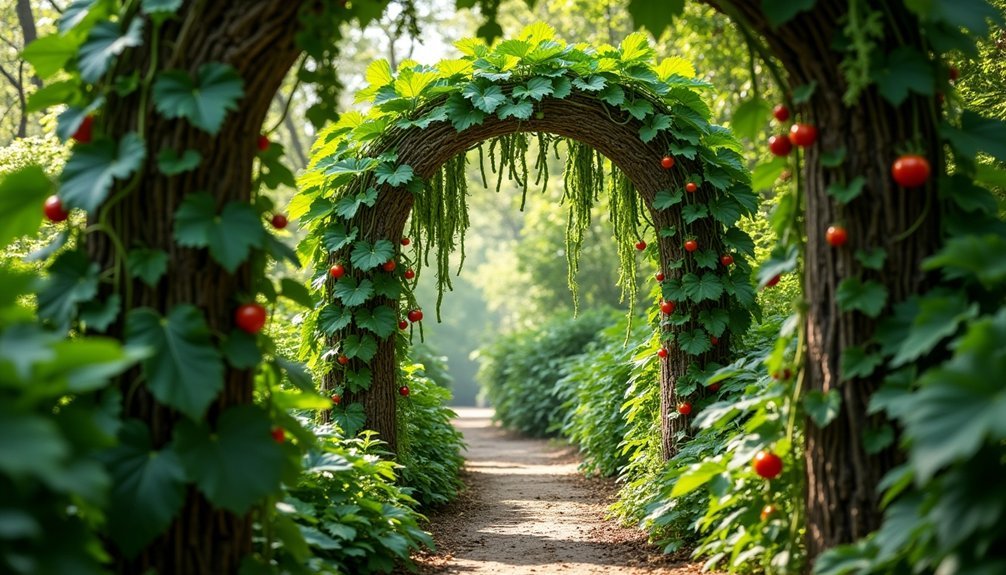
[{"xmin": 294, "ymin": 25, "xmax": 757, "ymax": 453}]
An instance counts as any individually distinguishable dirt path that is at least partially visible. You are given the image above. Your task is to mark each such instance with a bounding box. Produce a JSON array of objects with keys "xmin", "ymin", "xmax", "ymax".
[{"xmin": 409, "ymin": 408, "xmax": 702, "ymax": 575}]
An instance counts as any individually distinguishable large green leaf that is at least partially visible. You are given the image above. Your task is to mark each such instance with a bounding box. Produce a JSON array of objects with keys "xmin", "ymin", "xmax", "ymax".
[
  {"xmin": 0, "ymin": 166, "xmax": 52, "ymax": 248},
  {"xmin": 376, "ymin": 163, "xmax": 414, "ymax": 187},
  {"xmin": 157, "ymin": 149, "xmax": 202, "ymax": 176},
  {"xmin": 761, "ymin": 0, "xmax": 816, "ymax": 27},
  {"xmin": 941, "ymin": 112, "xmax": 1006, "ymax": 164},
  {"xmin": 669, "ymin": 460, "xmax": 726, "ymax": 498},
  {"xmin": 639, "ymin": 113, "xmax": 672, "ymax": 143},
  {"xmin": 730, "ymin": 97, "xmax": 771, "ymax": 140},
  {"xmin": 681, "ymin": 272, "xmax": 724, "ymax": 303},
  {"xmin": 836, "ymin": 278, "xmax": 888, "ymax": 318},
  {"xmin": 342, "ymin": 334, "xmax": 378, "ymax": 361},
  {"xmin": 697, "ymin": 308, "xmax": 730, "ymax": 337},
  {"xmin": 653, "ymin": 188, "xmax": 683, "ymax": 210},
  {"xmin": 126, "ymin": 248, "xmax": 169, "ymax": 287},
  {"xmin": 37, "ymin": 250, "xmax": 100, "ymax": 330},
  {"xmin": 626, "ymin": 0, "xmax": 683, "ymax": 37},
  {"xmin": 513, "ymin": 77, "xmax": 554, "ymax": 101},
  {"xmin": 840, "ymin": 345, "xmax": 883, "ymax": 381},
  {"xmin": 678, "ymin": 329, "xmax": 712, "ymax": 355},
  {"xmin": 350, "ymin": 239, "xmax": 395, "ymax": 271},
  {"xmin": 333, "ymin": 277, "xmax": 374, "ymax": 307},
  {"xmin": 103, "ymin": 420, "xmax": 186, "ymax": 557},
  {"xmin": 923, "ymin": 233, "xmax": 1006, "ymax": 289},
  {"xmin": 334, "ymin": 187, "xmax": 378, "ymax": 220},
  {"xmin": 445, "ymin": 93, "xmax": 486, "ymax": 131},
  {"xmin": 461, "ymin": 82, "xmax": 506, "ymax": 113},
  {"xmin": 892, "ymin": 293, "xmax": 978, "ymax": 367},
  {"xmin": 60, "ymin": 133, "xmax": 147, "ymax": 213},
  {"xmin": 78, "ymin": 19, "xmax": 143, "ymax": 83},
  {"xmin": 322, "ymin": 223, "xmax": 358, "ymax": 252},
  {"xmin": 153, "ymin": 63, "xmax": 244, "ymax": 134},
  {"xmin": 125, "ymin": 305, "xmax": 224, "ymax": 420},
  {"xmin": 319, "ymin": 303, "xmax": 353, "ymax": 334},
  {"xmin": 872, "ymin": 46, "xmax": 934, "ymax": 106},
  {"xmin": 173, "ymin": 192, "xmax": 266, "ymax": 273},
  {"xmin": 804, "ymin": 389, "xmax": 841, "ymax": 427},
  {"xmin": 497, "ymin": 100, "xmax": 534, "ymax": 120},
  {"xmin": 906, "ymin": 0, "xmax": 1000, "ymax": 34},
  {"xmin": 173, "ymin": 405, "xmax": 284, "ymax": 513},
  {"xmin": 21, "ymin": 33, "xmax": 82, "ymax": 80},
  {"xmin": 354, "ymin": 306, "xmax": 398, "ymax": 338},
  {"xmin": 0, "ymin": 412, "xmax": 67, "ymax": 481}
]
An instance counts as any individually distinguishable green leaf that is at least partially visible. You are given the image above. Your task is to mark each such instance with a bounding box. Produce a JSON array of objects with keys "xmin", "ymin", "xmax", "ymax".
[
  {"xmin": 333, "ymin": 403, "xmax": 367, "ymax": 436},
  {"xmin": 598, "ymin": 84, "xmax": 625, "ymax": 106},
  {"xmin": 855, "ymin": 248, "xmax": 887, "ymax": 271},
  {"xmin": 277, "ymin": 357, "xmax": 313, "ymax": 391},
  {"xmin": 462, "ymin": 82, "xmax": 506, "ymax": 113},
  {"xmin": 78, "ymin": 19, "xmax": 144, "ymax": 84},
  {"xmin": 572, "ymin": 75, "xmax": 606, "ymax": 92},
  {"xmin": 444, "ymin": 93, "xmax": 485, "ymax": 131},
  {"xmin": 157, "ymin": 149, "xmax": 202, "ymax": 175},
  {"xmin": 21, "ymin": 33, "xmax": 82, "ymax": 80},
  {"xmin": 513, "ymin": 77, "xmax": 554, "ymax": 101},
  {"xmin": 350, "ymin": 239, "xmax": 395, "ymax": 271},
  {"xmin": 682, "ymin": 272, "xmax": 724, "ymax": 303},
  {"xmin": 836, "ymin": 278, "xmax": 888, "ymax": 318},
  {"xmin": 551, "ymin": 76, "xmax": 572, "ymax": 99},
  {"xmin": 125, "ymin": 305, "xmax": 224, "ymax": 420},
  {"xmin": 841, "ymin": 346, "xmax": 883, "ymax": 381},
  {"xmin": 708, "ymin": 196, "xmax": 742, "ymax": 226},
  {"xmin": 174, "ymin": 405, "xmax": 283, "ymax": 513},
  {"xmin": 827, "ymin": 176, "xmax": 866, "ymax": 204},
  {"xmin": 791, "ymin": 81, "xmax": 818, "ymax": 104},
  {"xmin": 892, "ymin": 293, "xmax": 978, "ymax": 367},
  {"xmin": 620, "ymin": 98, "xmax": 652, "ymax": 120},
  {"xmin": 153, "ymin": 63, "xmax": 244, "ymax": 134},
  {"xmin": 698, "ymin": 308, "xmax": 730, "ymax": 337},
  {"xmin": 60, "ymin": 133, "xmax": 147, "ymax": 213},
  {"xmin": 322, "ymin": 223, "xmax": 358, "ymax": 252},
  {"xmin": 820, "ymin": 147, "xmax": 847, "ymax": 168},
  {"xmin": 681, "ymin": 203, "xmax": 708, "ymax": 224},
  {"xmin": 319, "ymin": 304, "xmax": 353, "ymax": 334},
  {"xmin": 345, "ymin": 368, "xmax": 372, "ymax": 393},
  {"xmin": 752, "ymin": 157, "xmax": 787, "ymax": 191},
  {"xmin": 923, "ymin": 233, "xmax": 1006, "ymax": 289},
  {"xmin": 79, "ymin": 294, "xmax": 121, "ymax": 331},
  {"xmin": 941, "ymin": 111, "xmax": 1006, "ymax": 163},
  {"xmin": 333, "ymin": 277, "xmax": 374, "ymax": 307},
  {"xmin": 142, "ymin": 0, "xmax": 182, "ymax": 17},
  {"xmin": 804, "ymin": 389, "xmax": 841, "ymax": 427},
  {"xmin": 0, "ymin": 166, "xmax": 52, "ymax": 248},
  {"xmin": 905, "ymin": 0, "xmax": 1000, "ymax": 34},
  {"xmin": 626, "ymin": 0, "xmax": 683, "ymax": 37},
  {"xmin": 0, "ymin": 412, "xmax": 67, "ymax": 480},
  {"xmin": 127, "ymin": 248, "xmax": 169, "ymax": 286},
  {"xmin": 723, "ymin": 228, "xmax": 756, "ymax": 257},
  {"xmin": 353, "ymin": 306, "xmax": 398, "ymax": 338},
  {"xmin": 103, "ymin": 420, "xmax": 186, "ymax": 557},
  {"xmin": 26, "ymin": 80, "xmax": 79, "ymax": 113},
  {"xmin": 280, "ymin": 278, "xmax": 314, "ymax": 308},
  {"xmin": 678, "ymin": 329, "xmax": 712, "ymax": 355},
  {"xmin": 222, "ymin": 330, "xmax": 261, "ymax": 369},
  {"xmin": 497, "ymin": 100, "xmax": 534, "ymax": 120},
  {"xmin": 173, "ymin": 193, "xmax": 266, "ymax": 273},
  {"xmin": 37, "ymin": 250, "xmax": 100, "ymax": 330},
  {"xmin": 653, "ymin": 188, "xmax": 683, "ymax": 210},
  {"xmin": 872, "ymin": 47, "xmax": 934, "ymax": 106},
  {"xmin": 693, "ymin": 248, "xmax": 718, "ymax": 270},
  {"xmin": 639, "ymin": 113, "xmax": 672, "ymax": 143},
  {"xmin": 376, "ymin": 163, "xmax": 414, "ymax": 187},
  {"xmin": 371, "ymin": 273, "xmax": 402, "ymax": 299},
  {"xmin": 334, "ymin": 188, "xmax": 378, "ymax": 220},
  {"xmin": 669, "ymin": 460, "xmax": 726, "ymax": 497},
  {"xmin": 342, "ymin": 334, "xmax": 378, "ymax": 362},
  {"xmin": 730, "ymin": 98, "xmax": 770, "ymax": 140}
]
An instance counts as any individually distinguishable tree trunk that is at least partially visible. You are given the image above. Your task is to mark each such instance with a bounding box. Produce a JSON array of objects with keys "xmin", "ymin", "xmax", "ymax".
[
  {"xmin": 15, "ymin": 0, "xmax": 41, "ymax": 87},
  {"xmin": 87, "ymin": 3, "xmax": 304, "ymax": 572},
  {"xmin": 702, "ymin": 0, "xmax": 942, "ymax": 563}
]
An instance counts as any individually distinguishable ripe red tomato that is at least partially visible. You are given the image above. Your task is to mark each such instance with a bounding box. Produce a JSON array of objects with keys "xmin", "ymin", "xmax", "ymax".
[
  {"xmin": 768, "ymin": 135, "xmax": 792, "ymax": 157},
  {"xmin": 684, "ymin": 239, "xmax": 698, "ymax": 252},
  {"xmin": 404, "ymin": 269, "xmax": 416, "ymax": 280},
  {"xmin": 235, "ymin": 303, "xmax": 267, "ymax": 334},
  {"xmin": 655, "ymin": 272, "xmax": 665, "ymax": 282},
  {"xmin": 657, "ymin": 348, "xmax": 668, "ymax": 358},
  {"xmin": 685, "ymin": 182, "xmax": 698, "ymax": 193},
  {"xmin": 635, "ymin": 240, "xmax": 647, "ymax": 251},
  {"xmin": 789, "ymin": 123, "xmax": 818, "ymax": 147},
  {"xmin": 661, "ymin": 156, "xmax": 675, "ymax": 169},
  {"xmin": 398, "ymin": 320, "xmax": 409, "ymax": 330},
  {"xmin": 766, "ymin": 274, "xmax": 781, "ymax": 287},
  {"xmin": 43, "ymin": 195, "xmax": 69, "ymax": 222},
  {"xmin": 891, "ymin": 154, "xmax": 931, "ymax": 188},
  {"xmin": 721, "ymin": 254, "xmax": 734, "ymax": 266},
  {"xmin": 73, "ymin": 115, "xmax": 94, "ymax": 143},
  {"xmin": 772, "ymin": 104, "xmax": 790, "ymax": 122},
  {"xmin": 708, "ymin": 382, "xmax": 721, "ymax": 392},
  {"xmin": 660, "ymin": 300, "xmax": 676, "ymax": 315},
  {"xmin": 271, "ymin": 427, "xmax": 285, "ymax": 444},
  {"xmin": 399, "ymin": 386, "xmax": 410, "ymax": 397},
  {"xmin": 826, "ymin": 225, "xmax": 848, "ymax": 247},
  {"xmin": 271, "ymin": 214, "xmax": 288, "ymax": 229},
  {"xmin": 331, "ymin": 394, "xmax": 342, "ymax": 405},
  {"xmin": 382, "ymin": 260, "xmax": 397, "ymax": 272},
  {"xmin": 677, "ymin": 402, "xmax": 692, "ymax": 415},
  {"xmin": 710, "ymin": 335, "xmax": 719, "ymax": 345},
  {"xmin": 760, "ymin": 504, "xmax": 777, "ymax": 521},
  {"xmin": 407, "ymin": 309, "xmax": 423, "ymax": 323},
  {"xmin": 329, "ymin": 263, "xmax": 346, "ymax": 278},
  {"xmin": 257, "ymin": 134, "xmax": 270, "ymax": 152},
  {"xmin": 752, "ymin": 450, "xmax": 783, "ymax": 479},
  {"xmin": 401, "ymin": 237, "xmax": 411, "ymax": 246},
  {"xmin": 337, "ymin": 354, "xmax": 349, "ymax": 365}
]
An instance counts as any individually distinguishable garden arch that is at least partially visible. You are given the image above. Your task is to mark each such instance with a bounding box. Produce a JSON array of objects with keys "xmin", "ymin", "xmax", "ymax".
[{"xmin": 294, "ymin": 27, "xmax": 757, "ymax": 454}]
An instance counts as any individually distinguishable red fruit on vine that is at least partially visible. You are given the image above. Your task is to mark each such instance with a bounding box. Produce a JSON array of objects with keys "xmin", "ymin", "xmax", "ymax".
[
  {"xmin": 891, "ymin": 154, "xmax": 931, "ymax": 188},
  {"xmin": 766, "ymin": 274, "xmax": 781, "ymax": 287},
  {"xmin": 43, "ymin": 195, "xmax": 69, "ymax": 222},
  {"xmin": 710, "ymin": 335, "xmax": 719, "ymax": 345},
  {"xmin": 407, "ymin": 309, "xmax": 423, "ymax": 323},
  {"xmin": 768, "ymin": 135, "xmax": 793, "ymax": 157},
  {"xmin": 949, "ymin": 65, "xmax": 959, "ymax": 82},
  {"xmin": 708, "ymin": 382, "xmax": 721, "ymax": 392},
  {"xmin": 257, "ymin": 134, "xmax": 270, "ymax": 152},
  {"xmin": 398, "ymin": 320, "xmax": 409, "ymax": 330},
  {"xmin": 761, "ymin": 504, "xmax": 778, "ymax": 521},
  {"xmin": 677, "ymin": 402, "xmax": 692, "ymax": 416},
  {"xmin": 684, "ymin": 239, "xmax": 698, "ymax": 252},
  {"xmin": 655, "ymin": 272, "xmax": 665, "ymax": 282},
  {"xmin": 789, "ymin": 123, "xmax": 818, "ymax": 147},
  {"xmin": 271, "ymin": 214, "xmax": 288, "ymax": 229},
  {"xmin": 660, "ymin": 300, "xmax": 676, "ymax": 315},
  {"xmin": 772, "ymin": 368, "xmax": 793, "ymax": 380},
  {"xmin": 404, "ymin": 269, "xmax": 416, "ymax": 280},
  {"xmin": 331, "ymin": 394, "xmax": 342, "ymax": 405},
  {"xmin": 753, "ymin": 450, "xmax": 783, "ymax": 479},
  {"xmin": 329, "ymin": 263, "xmax": 346, "ymax": 278},
  {"xmin": 271, "ymin": 427, "xmax": 285, "ymax": 444},
  {"xmin": 399, "ymin": 385, "xmax": 410, "ymax": 397},
  {"xmin": 657, "ymin": 348, "xmax": 668, "ymax": 359},
  {"xmin": 72, "ymin": 115, "xmax": 94, "ymax": 143},
  {"xmin": 401, "ymin": 237, "xmax": 411, "ymax": 246},
  {"xmin": 660, "ymin": 156, "xmax": 675, "ymax": 169},
  {"xmin": 337, "ymin": 354, "xmax": 349, "ymax": 365},
  {"xmin": 382, "ymin": 260, "xmax": 397, "ymax": 272},
  {"xmin": 721, "ymin": 254, "xmax": 734, "ymax": 266},
  {"xmin": 685, "ymin": 182, "xmax": 698, "ymax": 193},
  {"xmin": 235, "ymin": 303, "xmax": 267, "ymax": 334},
  {"xmin": 772, "ymin": 104, "xmax": 790, "ymax": 122},
  {"xmin": 826, "ymin": 225, "xmax": 848, "ymax": 247},
  {"xmin": 635, "ymin": 240, "xmax": 647, "ymax": 251}
]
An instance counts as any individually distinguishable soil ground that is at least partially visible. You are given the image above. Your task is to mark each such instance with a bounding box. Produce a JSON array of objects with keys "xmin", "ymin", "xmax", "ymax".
[{"xmin": 405, "ymin": 407, "xmax": 704, "ymax": 574}]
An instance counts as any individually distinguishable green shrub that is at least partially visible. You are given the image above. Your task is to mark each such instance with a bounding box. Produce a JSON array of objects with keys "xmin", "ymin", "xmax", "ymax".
[{"xmin": 397, "ymin": 362, "xmax": 465, "ymax": 507}]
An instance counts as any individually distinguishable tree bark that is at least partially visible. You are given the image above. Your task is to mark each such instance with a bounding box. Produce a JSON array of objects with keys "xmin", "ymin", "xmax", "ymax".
[
  {"xmin": 702, "ymin": 0, "xmax": 941, "ymax": 564},
  {"xmin": 15, "ymin": 0, "xmax": 41, "ymax": 87},
  {"xmin": 86, "ymin": 3, "xmax": 305, "ymax": 572}
]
